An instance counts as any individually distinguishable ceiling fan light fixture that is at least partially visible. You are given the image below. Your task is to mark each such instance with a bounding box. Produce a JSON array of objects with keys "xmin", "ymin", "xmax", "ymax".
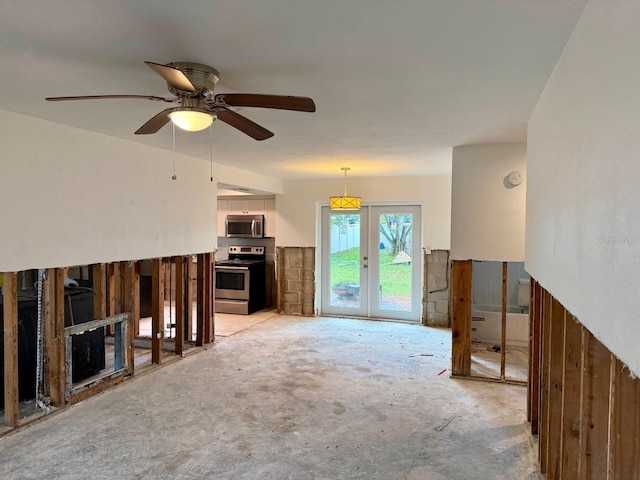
[
  {"xmin": 330, "ymin": 167, "xmax": 361, "ymax": 210},
  {"xmin": 169, "ymin": 110, "xmax": 214, "ymax": 132}
]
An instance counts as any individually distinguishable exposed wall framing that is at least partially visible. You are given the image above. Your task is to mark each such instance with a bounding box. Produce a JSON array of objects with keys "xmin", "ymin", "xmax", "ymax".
[
  {"xmin": 451, "ymin": 260, "xmax": 472, "ymax": 376},
  {"xmin": 530, "ymin": 282, "xmax": 640, "ymax": 479},
  {"xmin": 2, "ymin": 272, "xmax": 19, "ymax": 427},
  {"xmin": 1, "ymin": 252, "xmax": 216, "ymax": 435},
  {"xmin": 451, "ymin": 259, "xmax": 526, "ymax": 384},
  {"xmin": 151, "ymin": 258, "xmax": 165, "ymax": 364},
  {"xmin": 196, "ymin": 254, "xmax": 205, "ymax": 346}
]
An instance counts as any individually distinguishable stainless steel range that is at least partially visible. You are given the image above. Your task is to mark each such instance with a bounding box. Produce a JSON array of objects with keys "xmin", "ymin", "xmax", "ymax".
[{"xmin": 215, "ymin": 246, "xmax": 266, "ymax": 315}]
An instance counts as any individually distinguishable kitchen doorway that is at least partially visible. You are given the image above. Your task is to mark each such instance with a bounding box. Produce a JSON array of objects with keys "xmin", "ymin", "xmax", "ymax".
[{"xmin": 320, "ymin": 205, "xmax": 422, "ymax": 322}]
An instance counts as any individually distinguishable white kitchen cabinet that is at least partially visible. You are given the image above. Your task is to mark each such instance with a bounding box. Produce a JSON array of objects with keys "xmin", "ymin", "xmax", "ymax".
[
  {"xmin": 217, "ymin": 199, "xmax": 228, "ymax": 237},
  {"xmin": 264, "ymin": 198, "xmax": 276, "ymax": 237},
  {"xmin": 228, "ymin": 199, "xmax": 265, "ymax": 215}
]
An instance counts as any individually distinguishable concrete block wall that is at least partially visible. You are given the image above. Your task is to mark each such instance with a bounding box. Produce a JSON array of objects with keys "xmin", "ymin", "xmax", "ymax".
[
  {"xmin": 424, "ymin": 249, "xmax": 451, "ymax": 327},
  {"xmin": 277, "ymin": 247, "xmax": 315, "ymax": 316}
]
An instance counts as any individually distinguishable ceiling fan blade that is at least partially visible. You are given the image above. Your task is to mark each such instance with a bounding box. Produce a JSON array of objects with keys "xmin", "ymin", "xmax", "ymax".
[
  {"xmin": 144, "ymin": 61, "xmax": 196, "ymax": 93},
  {"xmin": 45, "ymin": 94, "xmax": 171, "ymax": 102},
  {"xmin": 216, "ymin": 109, "xmax": 274, "ymax": 141},
  {"xmin": 135, "ymin": 108, "xmax": 178, "ymax": 135},
  {"xmin": 214, "ymin": 94, "xmax": 316, "ymax": 112}
]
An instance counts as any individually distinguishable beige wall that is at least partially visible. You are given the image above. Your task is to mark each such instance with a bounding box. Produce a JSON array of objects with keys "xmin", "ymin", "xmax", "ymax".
[
  {"xmin": 450, "ymin": 143, "xmax": 527, "ymax": 261},
  {"xmin": 0, "ymin": 110, "xmax": 218, "ymax": 271},
  {"xmin": 526, "ymin": 0, "xmax": 640, "ymax": 376},
  {"xmin": 276, "ymin": 175, "xmax": 452, "ymax": 250}
]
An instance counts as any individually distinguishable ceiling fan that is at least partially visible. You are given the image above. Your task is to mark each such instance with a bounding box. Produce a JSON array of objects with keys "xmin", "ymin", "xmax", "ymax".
[{"xmin": 45, "ymin": 61, "xmax": 316, "ymax": 140}]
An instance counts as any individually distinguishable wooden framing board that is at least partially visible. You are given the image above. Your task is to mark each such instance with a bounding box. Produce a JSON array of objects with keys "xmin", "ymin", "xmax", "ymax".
[
  {"xmin": 185, "ymin": 256, "xmax": 194, "ymax": 342},
  {"xmin": 608, "ymin": 358, "xmax": 640, "ymax": 479},
  {"xmin": 106, "ymin": 263, "xmax": 116, "ymax": 335},
  {"xmin": 560, "ymin": 313, "xmax": 582, "ymax": 478},
  {"xmin": 527, "ymin": 278, "xmax": 533, "ymax": 422},
  {"xmin": 529, "ymin": 279, "xmax": 542, "ymax": 435},
  {"xmin": 451, "ymin": 260, "xmax": 472, "ymax": 376},
  {"xmin": 580, "ymin": 329, "xmax": 611, "ymax": 480},
  {"xmin": 174, "ymin": 256, "xmax": 185, "ymax": 355},
  {"xmin": 151, "ymin": 258, "xmax": 164, "ymax": 364},
  {"xmin": 2, "ymin": 272, "xmax": 19, "ymax": 427},
  {"xmin": 45, "ymin": 268, "xmax": 67, "ymax": 407},
  {"xmin": 203, "ymin": 252, "xmax": 213, "ymax": 344},
  {"xmin": 533, "ymin": 285, "xmax": 640, "ymax": 479},
  {"xmin": 118, "ymin": 261, "xmax": 127, "ymax": 314},
  {"xmin": 123, "ymin": 261, "xmax": 139, "ymax": 373},
  {"xmin": 92, "ymin": 264, "xmax": 107, "ymax": 321},
  {"xmin": 196, "ymin": 253, "xmax": 205, "ymax": 346},
  {"xmin": 539, "ymin": 289, "xmax": 552, "ymax": 474},
  {"xmin": 546, "ymin": 296, "xmax": 566, "ymax": 479}
]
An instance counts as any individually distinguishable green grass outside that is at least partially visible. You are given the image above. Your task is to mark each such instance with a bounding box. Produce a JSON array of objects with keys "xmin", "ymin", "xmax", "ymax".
[{"xmin": 330, "ymin": 247, "xmax": 411, "ymax": 295}]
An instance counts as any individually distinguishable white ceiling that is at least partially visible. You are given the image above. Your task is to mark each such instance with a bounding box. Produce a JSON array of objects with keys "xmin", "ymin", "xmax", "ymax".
[{"xmin": 0, "ymin": 1, "xmax": 586, "ymax": 180}]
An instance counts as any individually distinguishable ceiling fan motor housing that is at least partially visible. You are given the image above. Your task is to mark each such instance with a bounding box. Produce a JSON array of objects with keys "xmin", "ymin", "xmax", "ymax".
[{"xmin": 166, "ymin": 62, "xmax": 219, "ymax": 97}]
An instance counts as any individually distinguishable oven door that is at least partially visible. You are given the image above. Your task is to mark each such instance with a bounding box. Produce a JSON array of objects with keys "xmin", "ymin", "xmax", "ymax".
[{"xmin": 215, "ymin": 266, "xmax": 250, "ymax": 300}]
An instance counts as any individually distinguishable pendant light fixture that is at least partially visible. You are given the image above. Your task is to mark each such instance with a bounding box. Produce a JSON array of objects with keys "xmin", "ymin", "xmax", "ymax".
[{"xmin": 330, "ymin": 167, "xmax": 361, "ymax": 210}]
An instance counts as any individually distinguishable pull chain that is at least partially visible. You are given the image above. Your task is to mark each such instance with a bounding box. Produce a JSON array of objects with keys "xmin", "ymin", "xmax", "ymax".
[
  {"xmin": 172, "ymin": 123, "xmax": 177, "ymax": 181},
  {"xmin": 210, "ymin": 123, "xmax": 214, "ymax": 182}
]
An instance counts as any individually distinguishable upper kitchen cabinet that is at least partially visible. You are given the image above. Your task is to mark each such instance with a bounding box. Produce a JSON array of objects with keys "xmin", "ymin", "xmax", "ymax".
[
  {"xmin": 217, "ymin": 199, "xmax": 228, "ymax": 236},
  {"xmin": 264, "ymin": 198, "xmax": 276, "ymax": 238},
  {"xmin": 228, "ymin": 199, "xmax": 266, "ymax": 215}
]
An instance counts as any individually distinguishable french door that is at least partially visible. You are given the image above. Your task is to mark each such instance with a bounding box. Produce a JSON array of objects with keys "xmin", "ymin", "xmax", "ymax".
[{"xmin": 320, "ymin": 205, "xmax": 422, "ymax": 322}]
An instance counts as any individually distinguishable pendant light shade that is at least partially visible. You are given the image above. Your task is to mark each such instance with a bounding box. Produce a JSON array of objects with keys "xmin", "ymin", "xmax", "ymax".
[
  {"xmin": 330, "ymin": 167, "xmax": 361, "ymax": 210},
  {"xmin": 169, "ymin": 109, "xmax": 215, "ymax": 131}
]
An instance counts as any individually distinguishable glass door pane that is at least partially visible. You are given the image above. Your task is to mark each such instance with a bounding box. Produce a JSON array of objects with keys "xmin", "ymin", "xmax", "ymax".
[
  {"xmin": 321, "ymin": 209, "xmax": 368, "ymax": 317},
  {"xmin": 369, "ymin": 206, "xmax": 421, "ymax": 322}
]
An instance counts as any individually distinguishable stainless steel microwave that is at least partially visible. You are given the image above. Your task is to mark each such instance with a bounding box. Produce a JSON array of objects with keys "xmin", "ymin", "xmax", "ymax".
[{"xmin": 225, "ymin": 214, "xmax": 264, "ymax": 238}]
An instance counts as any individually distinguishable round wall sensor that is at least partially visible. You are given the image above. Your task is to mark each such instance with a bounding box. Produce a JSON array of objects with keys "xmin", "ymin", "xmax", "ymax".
[{"xmin": 508, "ymin": 171, "xmax": 523, "ymax": 186}]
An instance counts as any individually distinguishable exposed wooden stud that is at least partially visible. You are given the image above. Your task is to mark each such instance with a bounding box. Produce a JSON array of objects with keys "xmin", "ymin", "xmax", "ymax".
[
  {"xmin": 211, "ymin": 254, "xmax": 216, "ymax": 338},
  {"xmin": 546, "ymin": 296, "xmax": 566, "ymax": 479},
  {"xmin": 210, "ymin": 252, "xmax": 215, "ymax": 339},
  {"xmin": 529, "ymin": 279, "xmax": 542, "ymax": 435},
  {"xmin": 204, "ymin": 252, "xmax": 213, "ymax": 344},
  {"xmin": 560, "ymin": 313, "xmax": 582, "ymax": 478},
  {"xmin": 532, "ymin": 285, "xmax": 640, "ymax": 479},
  {"xmin": 451, "ymin": 260, "xmax": 472, "ymax": 376},
  {"xmin": 123, "ymin": 261, "xmax": 139, "ymax": 373},
  {"xmin": 92, "ymin": 263, "xmax": 107, "ymax": 321},
  {"xmin": 185, "ymin": 256, "xmax": 194, "ymax": 342},
  {"xmin": 118, "ymin": 261, "xmax": 127, "ymax": 314},
  {"xmin": 196, "ymin": 253, "xmax": 205, "ymax": 346},
  {"xmin": 527, "ymin": 278, "xmax": 533, "ymax": 423},
  {"xmin": 175, "ymin": 256, "xmax": 185, "ymax": 355},
  {"xmin": 539, "ymin": 289, "xmax": 552, "ymax": 474},
  {"xmin": 151, "ymin": 258, "xmax": 164, "ymax": 364},
  {"xmin": 106, "ymin": 263, "xmax": 116, "ymax": 335},
  {"xmin": 580, "ymin": 328, "xmax": 611, "ymax": 480},
  {"xmin": 608, "ymin": 357, "xmax": 640, "ymax": 480},
  {"xmin": 2, "ymin": 272, "xmax": 19, "ymax": 427},
  {"xmin": 500, "ymin": 262, "xmax": 507, "ymax": 380},
  {"xmin": 46, "ymin": 268, "xmax": 67, "ymax": 407}
]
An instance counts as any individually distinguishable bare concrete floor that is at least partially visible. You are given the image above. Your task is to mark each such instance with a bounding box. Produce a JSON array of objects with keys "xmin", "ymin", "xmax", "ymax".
[{"xmin": 0, "ymin": 316, "xmax": 538, "ymax": 480}]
